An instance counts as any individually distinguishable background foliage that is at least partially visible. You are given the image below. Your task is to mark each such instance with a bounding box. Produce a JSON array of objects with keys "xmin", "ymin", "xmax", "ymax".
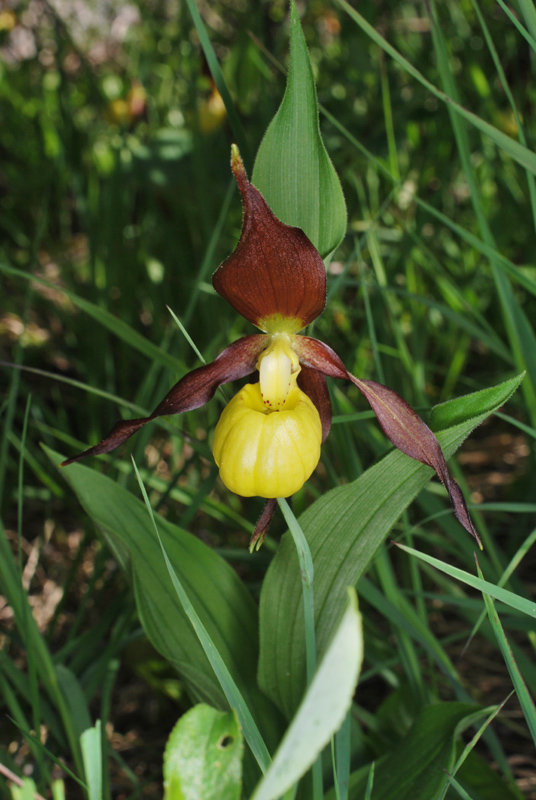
[{"xmin": 1, "ymin": 0, "xmax": 536, "ymax": 798}]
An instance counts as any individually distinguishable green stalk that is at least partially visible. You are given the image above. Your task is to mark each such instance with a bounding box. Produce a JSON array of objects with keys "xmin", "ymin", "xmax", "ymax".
[
  {"xmin": 182, "ymin": 0, "xmax": 250, "ymax": 161},
  {"xmin": 277, "ymin": 498, "xmax": 323, "ymax": 800},
  {"xmin": 470, "ymin": 0, "xmax": 536, "ymax": 234},
  {"xmin": 333, "ymin": 710, "xmax": 351, "ymax": 800},
  {"xmin": 18, "ymin": 396, "xmax": 46, "ymax": 784},
  {"xmin": 0, "ymin": 522, "xmax": 85, "ymax": 780}
]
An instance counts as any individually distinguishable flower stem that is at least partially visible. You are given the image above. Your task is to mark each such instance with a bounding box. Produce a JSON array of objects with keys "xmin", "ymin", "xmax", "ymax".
[
  {"xmin": 277, "ymin": 497, "xmax": 323, "ymax": 799},
  {"xmin": 277, "ymin": 498, "xmax": 316, "ymax": 681}
]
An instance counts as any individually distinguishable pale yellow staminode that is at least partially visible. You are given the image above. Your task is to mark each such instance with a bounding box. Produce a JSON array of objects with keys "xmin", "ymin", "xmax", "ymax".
[
  {"xmin": 257, "ymin": 334, "xmax": 301, "ymax": 410},
  {"xmin": 212, "ymin": 380, "xmax": 322, "ymax": 498}
]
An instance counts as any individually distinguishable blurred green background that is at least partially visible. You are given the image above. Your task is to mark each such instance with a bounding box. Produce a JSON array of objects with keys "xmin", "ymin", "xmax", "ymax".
[{"xmin": 2, "ymin": 0, "xmax": 536, "ymax": 797}]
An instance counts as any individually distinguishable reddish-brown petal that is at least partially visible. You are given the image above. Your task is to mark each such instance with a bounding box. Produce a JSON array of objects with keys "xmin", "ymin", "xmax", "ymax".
[
  {"xmin": 61, "ymin": 334, "xmax": 268, "ymax": 467},
  {"xmin": 350, "ymin": 378, "xmax": 480, "ymax": 545},
  {"xmin": 212, "ymin": 148, "xmax": 326, "ymax": 334},
  {"xmin": 293, "ymin": 335, "xmax": 480, "ymax": 544},
  {"xmin": 297, "ymin": 365, "xmax": 332, "ymax": 444},
  {"xmin": 292, "ymin": 336, "xmax": 348, "ymax": 379}
]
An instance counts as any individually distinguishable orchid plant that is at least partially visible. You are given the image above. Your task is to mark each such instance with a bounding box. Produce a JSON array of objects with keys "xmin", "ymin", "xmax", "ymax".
[{"xmin": 62, "ymin": 146, "xmax": 479, "ymax": 551}]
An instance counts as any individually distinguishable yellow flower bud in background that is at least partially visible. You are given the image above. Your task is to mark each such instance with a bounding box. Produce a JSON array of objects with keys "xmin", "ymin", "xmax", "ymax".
[
  {"xmin": 0, "ymin": 9, "xmax": 16, "ymax": 32},
  {"xmin": 212, "ymin": 381, "xmax": 321, "ymax": 498},
  {"xmin": 198, "ymin": 87, "xmax": 226, "ymax": 134}
]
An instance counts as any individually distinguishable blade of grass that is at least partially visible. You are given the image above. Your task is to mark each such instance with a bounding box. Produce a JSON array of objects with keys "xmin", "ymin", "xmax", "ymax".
[
  {"xmin": 0, "ymin": 670, "xmax": 51, "ymax": 785},
  {"xmin": 380, "ymin": 56, "xmax": 399, "ymax": 183},
  {"xmin": 438, "ymin": 695, "xmax": 513, "ymax": 800},
  {"xmin": 9, "ymin": 430, "xmax": 63, "ymax": 497},
  {"xmin": 442, "ymin": 773, "xmax": 477, "ymax": 800},
  {"xmin": 364, "ymin": 762, "xmax": 375, "ymax": 800},
  {"xmin": 470, "ymin": 0, "xmax": 536, "ymax": 233},
  {"xmin": 0, "ymin": 361, "xmax": 145, "ymax": 414},
  {"xmin": 510, "ymin": 0, "xmax": 536, "ymax": 45},
  {"xmin": 8, "ymin": 719, "xmax": 87, "ymax": 791},
  {"xmin": 359, "ymin": 577, "xmax": 460, "ymax": 688},
  {"xmin": 183, "ymin": 0, "xmax": 249, "ymax": 160},
  {"xmin": 374, "ymin": 550, "xmax": 428, "ymax": 704},
  {"xmin": 0, "ymin": 263, "xmax": 185, "ymax": 374},
  {"xmin": 166, "ymin": 307, "xmax": 206, "ymax": 364},
  {"xmin": 317, "ymin": 106, "xmax": 536, "ymax": 304},
  {"xmin": 277, "ymin": 497, "xmax": 323, "ymax": 800},
  {"xmin": 497, "ymin": 0, "xmax": 536, "ymax": 48},
  {"xmin": 250, "ymin": 45, "xmax": 536, "ymax": 311},
  {"xmin": 475, "ymin": 525, "xmax": 536, "ymax": 630},
  {"xmin": 334, "ymin": 0, "xmax": 536, "ymax": 177},
  {"xmin": 0, "ymin": 282, "xmax": 29, "ymax": 507},
  {"xmin": 0, "ymin": 521, "xmax": 85, "ymax": 778},
  {"xmin": 358, "ymin": 247, "xmax": 385, "ymax": 385},
  {"xmin": 395, "ymin": 543, "xmax": 536, "ymax": 618},
  {"xmin": 495, "ymin": 411, "xmax": 536, "ymax": 439},
  {"xmin": 427, "ymin": 0, "xmax": 536, "ymax": 421},
  {"xmin": 99, "ymin": 658, "xmax": 120, "ymax": 800},
  {"xmin": 312, "ymin": 9, "xmax": 536, "ymax": 417},
  {"xmin": 80, "ymin": 722, "xmax": 103, "ymax": 800},
  {"xmin": 17, "ymin": 395, "xmax": 47, "ymax": 784},
  {"xmin": 130, "ymin": 457, "xmax": 271, "ymax": 774},
  {"xmin": 332, "ymin": 710, "xmax": 351, "ymax": 800},
  {"xmin": 477, "ymin": 558, "xmax": 536, "ymax": 745},
  {"xmin": 353, "ymin": 180, "xmax": 419, "ymax": 398},
  {"xmin": 182, "ymin": 176, "xmax": 235, "ymax": 330}
]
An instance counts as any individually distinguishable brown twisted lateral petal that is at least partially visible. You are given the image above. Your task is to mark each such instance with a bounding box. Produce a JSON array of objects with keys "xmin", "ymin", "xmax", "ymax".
[
  {"xmin": 61, "ymin": 334, "xmax": 268, "ymax": 467},
  {"xmin": 297, "ymin": 365, "xmax": 332, "ymax": 444},
  {"xmin": 212, "ymin": 148, "xmax": 327, "ymax": 334},
  {"xmin": 293, "ymin": 335, "xmax": 481, "ymax": 545}
]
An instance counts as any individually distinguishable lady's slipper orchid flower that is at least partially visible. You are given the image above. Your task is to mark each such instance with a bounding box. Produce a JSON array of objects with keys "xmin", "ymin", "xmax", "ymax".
[{"xmin": 62, "ymin": 146, "xmax": 479, "ymax": 551}]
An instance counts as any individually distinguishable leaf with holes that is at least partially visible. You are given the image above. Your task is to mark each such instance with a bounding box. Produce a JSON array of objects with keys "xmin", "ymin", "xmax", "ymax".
[{"xmin": 164, "ymin": 704, "xmax": 243, "ymax": 800}]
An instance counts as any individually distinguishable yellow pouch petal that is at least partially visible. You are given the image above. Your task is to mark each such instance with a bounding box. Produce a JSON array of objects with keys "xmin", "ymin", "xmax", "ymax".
[{"xmin": 212, "ymin": 382, "xmax": 322, "ymax": 498}]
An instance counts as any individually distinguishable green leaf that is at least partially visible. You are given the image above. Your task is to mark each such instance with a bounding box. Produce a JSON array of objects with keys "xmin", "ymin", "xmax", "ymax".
[
  {"xmin": 9, "ymin": 778, "xmax": 38, "ymax": 800},
  {"xmin": 455, "ymin": 750, "xmax": 523, "ymax": 800},
  {"xmin": 51, "ymin": 780, "xmax": 66, "ymax": 800},
  {"xmin": 477, "ymin": 561, "xmax": 536, "ymax": 746},
  {"xmin": 430, "ymin": 374, "xmax": 525, "ymax": 431},
  {"xmin": 251, "ymin": 590, "xmax": 363, "ymax": 800},
  {"xmin": 252, "ymin": 1, "xmax": 346, "ymax": 257},
  {"xmin": 55, "ymin": 665, "xmax": 92, "ymax": 740},
  {"xmin": 80, "ymin": 722, "xmax": 103, "ymax": 800},
  {"xmin": 163, "ymin": 705, "xmax": 243, "ymax": 800},
  {"xmin": 325, "ymin": 703, "xmax": 486, "ymax": 800},
  {"xmin": 258, "ymin": 374, "xmax": 523, "ymax": 718},
  {"xmin": 43, "ymin": 447, "xmax": 283, "ymax": 754},
  {"xmin": 395, "ymin": 544, "xmax": 536, "ymax": 619},
  {"xmin": 132, "ymin": 458, "xmax": 270, "ymax": 774}
]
